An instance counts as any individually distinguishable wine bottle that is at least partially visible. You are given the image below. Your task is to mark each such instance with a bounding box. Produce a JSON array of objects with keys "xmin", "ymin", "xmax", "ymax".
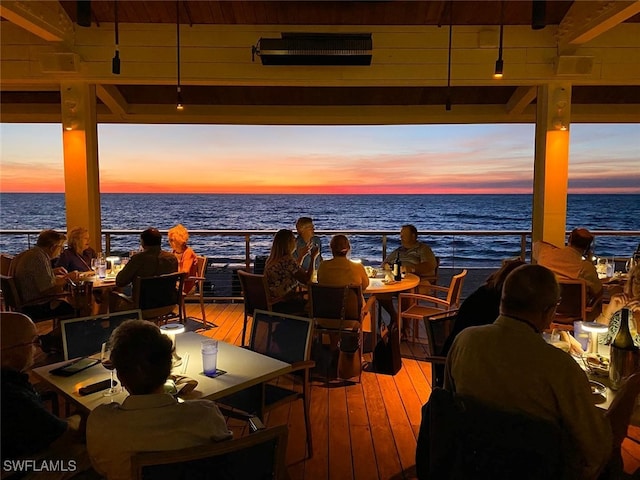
[
  {"xmin": 609, "ymin": 308, "xmax": 639, "ymax": 390},
  {"xmin": 394, "ymin": 254, "xmax": 402, "ymax": 281}
]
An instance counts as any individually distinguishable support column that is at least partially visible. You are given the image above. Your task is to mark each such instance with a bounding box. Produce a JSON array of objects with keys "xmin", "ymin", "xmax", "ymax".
[
  {"xmin": 61, "ymin": 82, "xmax": 102, "ymax": 252},
  {"xmin": 532, "ymin": 82, "xmax": 572, "ymax": 249}
]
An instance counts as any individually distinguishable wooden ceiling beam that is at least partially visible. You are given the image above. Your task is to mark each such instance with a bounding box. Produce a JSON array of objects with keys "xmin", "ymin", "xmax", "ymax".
[
  {"xmin": 0, "ymin": 0, "xmax": 74, "ymax": 44},
  {"xmin": 96, "ymin": 84, "xmax": 129, "ymax": 117},
  {"xmin": 558, "ymin": 0, "xmax": 640, "ymax": 48},
  {"xmin": 506, "ymin": 86, "xmax": 537, "ymax": 116}
]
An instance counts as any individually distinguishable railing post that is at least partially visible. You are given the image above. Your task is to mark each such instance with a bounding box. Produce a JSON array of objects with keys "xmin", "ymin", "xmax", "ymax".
[
  {"xmin": 105, "ymin": 233, "xmax": 111, "ymax": 255},
  {"xmin": 245, "ymin": 234, "xmax": 251, "ymax": 271},
  {"xmin": 520, "ymin": 234, "xmax": 527, "ymax": 261}
]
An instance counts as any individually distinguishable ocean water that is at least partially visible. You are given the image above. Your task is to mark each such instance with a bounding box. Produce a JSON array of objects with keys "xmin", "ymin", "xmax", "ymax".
[{"xmin": 1, "ymin": 193, "xmax": 638, "ymax": 268}]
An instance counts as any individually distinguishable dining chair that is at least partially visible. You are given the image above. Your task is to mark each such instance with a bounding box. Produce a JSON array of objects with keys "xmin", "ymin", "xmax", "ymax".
[
  {"xmin": 216, "ymin": 309, "xmax": 315, "ymax": 459},
  {"xmin": 110, "ymin": 272, "xmax": 186, "ymax": 325},
  {"xmin": 551, "ymin": 278, "xmax": 602, "ymax": 331},
  {"xmin": 237, "ymin": 269, "xmax": 274, "ymax": 346},
  {"xmin": 0, "ymin": 274, "xmax": 74, "ymax": 324},
  {"xmin": 416, "ymin": 388, "xmax": 565, "ymax": 480},
  {"xmin": 130, "ymin": 425, "xmax": 289, "ymax": 480},
  {"xmin": 422, "ymin": 309, "xmax": 458, "ymax": 389},
  {"xmin": 399, "ymin": 269, "xmax": 467, "ymax": 342},
  {"xmin": 308, "ymin": 283, "xmax": 376, "ymax": 382},
  {"xmin": 181, "ymin": 255, "xmax": 208, "ymax": 325},
  {"xmin": 0, "ymin": 253, "xmax": 13, "ymax": 276}
]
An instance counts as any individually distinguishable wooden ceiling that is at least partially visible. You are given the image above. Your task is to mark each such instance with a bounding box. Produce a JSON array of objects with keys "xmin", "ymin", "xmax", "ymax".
[{"xmin": 1, "ymin": 1, "xmax": 639, "ymax": 126}]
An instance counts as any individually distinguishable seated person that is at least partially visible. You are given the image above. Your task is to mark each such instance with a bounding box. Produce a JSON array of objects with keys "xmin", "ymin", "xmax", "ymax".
[
  {"xmin": 317, "ymin": 234, "xmax": 369, "ymax": 290},
  {"xmin": 598, "ymin": 261, "xmax": 640, "ymax": 346},
  {"xmin": 264, "ymin": 229, "xmax": 318, "ymax": 314},
  {"xmin": 534, "ymin": 227, "xmax": 602, "ymax": 303},
  {"xmin": 444, "ymin": 264, "xmax": 640, "ymax": 479},
  {"xmin": 379, "ymin": 224, "xmax": 437, "ymax": 331},
  {"xmin": 87, "ymin": 320, "xmax": 232, "ymax": 480},
  {"xmin": 168, "ymin": 223, "xmax": 198, "ymax": 293},
  {"xmin": 10, "ymin": 229, "xmax": 77, "ymax": 321},
  {"xmin": 1, "ymin": 312, "xmax": 88, "ymax": 475},
  {"xmin": 440, "ymin": 258, "xmax": 525, "ymax": 358},
  {"xmin": 115, "ymin": 228, "xmax": 178, "ymax": 288},
  {"xmin": 55, "ymin": 226, "xmax": 97, "ymax": 273},
  {"xmin": 294, "ymin": 217, "xmax": 323, "ymax": 271}
]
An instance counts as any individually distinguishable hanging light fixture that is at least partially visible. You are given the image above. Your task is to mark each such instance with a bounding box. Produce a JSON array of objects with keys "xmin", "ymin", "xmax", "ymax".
[
  {"xmin": 494, "ymin": 0, "xmax": 504, "ymax": 79},
  {"xmin": 176, "ymin": 0, "xmax": 184, "ymax": 110},
  {"xmin": 445, "ymin": 1, "xmax": 453, "ymax": 111},
  {"xmin": 112, "ymin": 0, "xmax": 120, "ymax": 75}
]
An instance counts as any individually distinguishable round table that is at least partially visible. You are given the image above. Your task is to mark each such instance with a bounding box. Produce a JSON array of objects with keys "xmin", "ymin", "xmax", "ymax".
[{"xmin": 365, "ymin": 273, "xmax": 421, "ymax": 350}]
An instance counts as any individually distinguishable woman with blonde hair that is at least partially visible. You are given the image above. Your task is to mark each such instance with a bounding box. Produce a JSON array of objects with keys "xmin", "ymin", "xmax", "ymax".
[
  {"xmin": 55, "ymin": 226, "xmax": 96, "ymax": 272},
  {"xmin": 599, "ymin": 262, "xmax": 640, "ymax": 346},
  {"xmin": 265, "ymin": 229, "xmax": 318, "ymax": 313},
  {"xmin": 168, "ymin": 224, "xmax": 198, "ymax": 293}
]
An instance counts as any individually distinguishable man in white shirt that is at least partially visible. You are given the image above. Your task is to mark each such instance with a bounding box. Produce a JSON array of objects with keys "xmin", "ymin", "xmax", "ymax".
[
  {"xmin": 445, "ymin": 264, "xmax": 640, "ymax": 479},
  {"xmin": 87, "ymin": 320, "xmax": 232, "ymax": 480}
]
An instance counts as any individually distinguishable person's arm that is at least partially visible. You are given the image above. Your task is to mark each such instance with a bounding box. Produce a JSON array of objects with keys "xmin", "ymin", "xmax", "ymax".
[
  {"xmin": 408, "ymin": 244, "xmax": 437, "ymax": 276},
  {"xmin": 293, "ymin": 247, "xmax": 319, "ymax": 284},
  {"xmin": 582, "ymin": 260, "xmax": 603, "ymax": 297},
  {"xmin": 182, "ymin": 248, "xmax": 197, "ymax": 275},
  {"xmin": 115, "ymin": 254, "xmax": 138, "ymax": 287},
  {"xmin": 358, "ymin": 263, "xmax": 370, "ymax": 289},
  {"xmin": 382, "ymin": 248, "xmax": 399, "ymax": 269}
]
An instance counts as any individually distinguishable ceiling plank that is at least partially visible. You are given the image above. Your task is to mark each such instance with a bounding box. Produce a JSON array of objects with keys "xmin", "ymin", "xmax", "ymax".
[
  {"xmin": 558, "ymin": 0, "xmax": 640, "ymax": 48},
  {"xmin": 0, "ymin": 0, "xmax": 74, "ymax": 44},
  {"xmin": 96, "ymin": 84, "xmax": 129, "ymax": 116},
  {"xmin": 506, "ymin": 86, "xmax": 537, "ymax": 116}
]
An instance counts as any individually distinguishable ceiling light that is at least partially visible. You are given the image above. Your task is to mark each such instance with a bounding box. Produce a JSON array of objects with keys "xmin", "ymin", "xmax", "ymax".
[
  {"xmin": 494, "ymin": 1, "xmax": 504, "ymax": 79},
  {"xmin": 112, "ymin": 0, "xmax": 120, "ymax": 75},
  {"xmin": 176, "ymin": 0, "xmax": 184, "ymax": 110}
]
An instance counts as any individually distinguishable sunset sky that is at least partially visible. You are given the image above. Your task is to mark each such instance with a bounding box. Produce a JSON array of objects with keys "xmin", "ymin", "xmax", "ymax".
[{"xmin": 1, "ymin": 123, "xmax": 638, "ymax": 194}]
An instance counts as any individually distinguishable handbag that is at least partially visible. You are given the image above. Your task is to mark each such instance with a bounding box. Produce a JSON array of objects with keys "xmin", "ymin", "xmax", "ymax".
[{"xmin": 372, "ymin": 322, "xmax": 402, "ymax": 375}]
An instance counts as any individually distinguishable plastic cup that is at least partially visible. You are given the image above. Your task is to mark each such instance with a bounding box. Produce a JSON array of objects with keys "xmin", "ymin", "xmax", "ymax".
[{"xmin": 202, "ymin": 340, "xmax": 218, "ymax": 376}]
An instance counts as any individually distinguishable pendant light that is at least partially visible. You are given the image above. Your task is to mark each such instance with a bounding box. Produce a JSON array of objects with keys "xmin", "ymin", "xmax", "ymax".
[
  {"xmin": 176, "ymin": 0, "xmax": 184, "ymax": 110},
  {"xmin": 445, "ymin": 1, "xmax": 453, "ymax": 111},
  {"xmin": 112, "ymin": 0, "xmax": 120, "ymax": 74},
  {"xmin": 494, "ymin": 0, "xmax": 504, "ymax": 78}
]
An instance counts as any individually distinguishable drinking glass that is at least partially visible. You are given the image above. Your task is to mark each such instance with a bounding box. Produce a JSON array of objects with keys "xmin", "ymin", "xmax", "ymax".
[
  {"xmin": 101, "ymin": 342, "xmax": 121, "ymax": 396},
  {"xmin": 596, "ymin": 258, "xmax": 609, "ymax": 279}
]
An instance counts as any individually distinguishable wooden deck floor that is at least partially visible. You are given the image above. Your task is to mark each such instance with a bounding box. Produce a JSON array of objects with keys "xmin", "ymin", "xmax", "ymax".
[{"xmin": 182, "ymin": 302, "xmax": 640, "ymax": 480}]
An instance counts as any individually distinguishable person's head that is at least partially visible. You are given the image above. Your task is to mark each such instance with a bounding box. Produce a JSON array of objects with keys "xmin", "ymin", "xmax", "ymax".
[
  {"xmin": 36, "ymin": 229, "xmax": 66, "ymax": 259},
  {"xmin": 168, "ymin": 224, "xmax": 189, "ymax": 252},
  {"xmin": 295, "ymin": 217, "xmax": 315, "ymax": 242},
  {"xmin": 625, "ymin": 262, "xmax": 640, "ymax": 300},
  {"xmin": 500, "ymin": 264, "xmax": 560, "ymax": 332},
  {"xmin": 140, "ymin": 228, "xmax": 162, "ymax": 248},
  {"xmin": 330, "ymin": 235, "xmax": 351, "ymax": 257},
  {"xmin": 568, "ymin": 228, "xmax": 594, "ymax": 255},
  {"xmin": 485, "ymin": 258, "xmax": 526, "ymax": 293},
  {"xmin": 267, "ymin": 229, "xmax": 296, "ymax": 264},
  {"xmin": 109, "ymin": 320, "xmax": 172, "ymax": 395},
  {"xmin": 400, "ymin": 224, "xmax": 419, "ymax": 248},
  {"xmin": 67, "ymin": 227, "xmax": 90, "ymax": 254},
  {"xmin": 1, "ymin": 312, "xmax": 39, "ymax": 372}
]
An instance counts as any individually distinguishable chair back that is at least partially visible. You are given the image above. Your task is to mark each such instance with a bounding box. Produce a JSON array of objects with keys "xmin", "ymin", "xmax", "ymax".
[
  {"xmin": 416, "ymin": 388, "xmax": 565, "ymax": 480},
  {"xmin": 423, "ymin": 309, "xmax": 458, "ymax": 358},
  {"xmin": 445, "ymin": 270, "xmax": 467, "ymax": 307},
  {"xmin": 555, "ymin": 279, "xmax": 587, "ymax": 324},
  {"xmin": 133, "ymin": 272, "xmax": 185, "ymax": 322},
  {"xmin": 250, "ymin": 309, "xmax": 314, "ymax": 364},
  {"xmin": 238, "ymin": 270, "xmax": 272, "ymax": 313},
  {"xmin": 309, "ymin": 283, "xmax": 363, "ymax": 329},
  {"xmin": 130, "ymin": 425, "xmax": 288, "ymax": 480},
  {"xmin": 0, "ymin": 275, "xmax": 21, "ymax": 311},
  {"xmin": 0, "ymin": 254, "xmax": 14, "ymax": 276},
  {"xmin": 195, "ymin": 255, "xmax": 207, "ymax": 280}
]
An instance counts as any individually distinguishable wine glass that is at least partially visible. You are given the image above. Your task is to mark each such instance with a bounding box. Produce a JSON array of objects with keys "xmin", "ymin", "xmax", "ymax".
[{"xmin": 101, "ymin": 342, "xmax": 121, "ymax": 397}]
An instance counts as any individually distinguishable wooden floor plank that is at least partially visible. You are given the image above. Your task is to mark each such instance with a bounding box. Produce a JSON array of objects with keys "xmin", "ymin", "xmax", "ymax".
[{"xmin": 328, "ymin": 386, "xmax": 354, "ymax": 480}]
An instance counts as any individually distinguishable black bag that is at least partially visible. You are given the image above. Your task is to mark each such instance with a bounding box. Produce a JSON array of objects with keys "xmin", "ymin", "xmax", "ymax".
[{"xmin": 372, "ymin": 322, "xmax": 402, "ymax": 375}]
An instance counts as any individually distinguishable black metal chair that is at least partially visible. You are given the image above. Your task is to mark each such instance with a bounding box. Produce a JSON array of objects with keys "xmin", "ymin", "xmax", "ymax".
[
  {"xmin": 237, "ymin": 269, "xmax": 274, "ymax": 346},
  {"xmin": 217, "ymin": 309, "xmax": 315, "ymax": 459},
  {"xmin": 111, "ymin": 272, "xmax": 186, "ymax": 325}
]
